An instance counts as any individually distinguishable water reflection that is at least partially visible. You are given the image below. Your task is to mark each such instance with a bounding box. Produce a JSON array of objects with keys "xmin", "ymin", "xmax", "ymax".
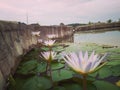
[{"xmin": 74, "ymin": 30, "xmax": 120, "ymax": 47}]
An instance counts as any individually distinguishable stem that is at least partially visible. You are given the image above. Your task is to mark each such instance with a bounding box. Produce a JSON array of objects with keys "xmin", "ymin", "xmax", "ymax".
[
  {"xmin": 82, "ymin": 74, "xmax": 87, "ymax": 90},
  {"xmin": 49, "ymin": 62, "xmax": 53, "ymax": 82},
  {"xmin": 49, "ymin": 46, "xmax": 53, "ymax": 83},
  {"xmin": 46, "ymin": 63, "xmax": 48, "ymax": 74}
]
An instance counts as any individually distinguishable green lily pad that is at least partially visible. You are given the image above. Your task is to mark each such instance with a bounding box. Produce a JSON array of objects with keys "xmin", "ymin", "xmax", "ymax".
[
  {"xmin": 93, "ymin": 80, "xmax": 120, "ymax": 90},
  {"xmin": 98, "ymin": 66, "xmax": 112, "ymax": 79},
  {"xmin": 52, "ymin": 69, "xmax": 73, "ymax": 82},
  {"xmin": 52, "ymin": 46, "xmax": 64, "ymax": 52},
  {"xmin": 16, "ymin": 60, "xmax": 39, "ymax": 75},
  {"xmin": 41, "ymin": 47, "xmax": 49, "ymax": 51},
  {"xmin": 52, "ymin": 86, "xmax": 66, "ymax": 90},
  {"xmin": 89, "ymin": 72, "xmax": 98, "ymax": 78},
  {"xmin": 63, "ymin": 83, "xmax": 82, "ymax": 90},
  {"xmin": 9, "ymin": 77, "xmax": 27, "ymax": 90},
  {"xmin": 21, "ymin": 76, "xmax": 52, "ymax": 90},
  {"xmin": 111, "ymin": 65, "xmax": 120, "ymax": 76},
  {"xmin": 87, "ymin": 83, "xmax": 97, "ymax": 90},
  {"xmin": 51, "ymin": 63, "xmax": 64, "ymax": 70},
  {"xmin": 33, "ymin": 62, "xmax": 47, "ymax": 73},
  {"xmin": 106, "ymin": 60, "xmax": 120, "ymax": 66}
]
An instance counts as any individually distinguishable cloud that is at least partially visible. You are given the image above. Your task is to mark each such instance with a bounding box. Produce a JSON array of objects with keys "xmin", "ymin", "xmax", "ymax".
[{"xmin": 0, "ymin": 0, "xmax": 120, "ymax": 25}]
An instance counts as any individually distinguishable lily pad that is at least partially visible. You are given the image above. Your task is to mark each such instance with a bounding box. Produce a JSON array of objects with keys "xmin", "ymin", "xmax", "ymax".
[
  {"xmin": 63, "ymin": 83, "xmax": 82, "ymax": 90},
  {"xmin": 41, "ymin": 47, "xmax": 49, "ymax": 51},
  {"xmin": 21, "ymin": 76, "xmax": 52, "ymax": 90},
  {"xmin": 52, "ymin": 46, "xmax": 64, "ymax": 52},
  {"xmin": 52, "ymin": 69, "xmax": 73, "ymax": 82},
  {"xmin": 51, "ymin": 63, "xmax": 64, "ymax": 70},
  {"xmin": 52, "ymin": 86, "xmax": 66, "ymax": 90},
  {"xmin": 106, "ymin": 60, "xmax": 120, "ymax": 66},
  {"xmin": 98, "ymin": 66, "xmax": 112, "ymax": 79},
  {"xmin": 16, "ymin": 60, "xmax": 39, "ymax": 75},
  {"xmin": 93, "ymin": 80, "xmax": 120, "ymax": 90},
  {"xmin": 33, "ymin": 62, "xmax": 47, "ymax": 73},
  {"xmin": 111, "ymin": 65, "xmax": 120, "ymax": 76}
]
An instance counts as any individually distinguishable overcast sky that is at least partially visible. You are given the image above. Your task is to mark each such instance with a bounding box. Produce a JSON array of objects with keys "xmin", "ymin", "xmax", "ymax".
[{"xmin": 0, "ymin": 0, "xmax": 120, "ymax": 25}]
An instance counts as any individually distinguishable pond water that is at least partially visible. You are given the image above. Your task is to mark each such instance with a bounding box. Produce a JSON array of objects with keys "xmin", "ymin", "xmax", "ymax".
[{"xmin": 74, "ymin": 30, "xmax": 120, "ymax": 47}]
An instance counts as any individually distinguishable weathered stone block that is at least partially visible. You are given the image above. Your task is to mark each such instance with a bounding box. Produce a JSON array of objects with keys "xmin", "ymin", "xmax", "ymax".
[{"xmin": 0, "ymin": 70, "xmax": 5, "ymax": 90}]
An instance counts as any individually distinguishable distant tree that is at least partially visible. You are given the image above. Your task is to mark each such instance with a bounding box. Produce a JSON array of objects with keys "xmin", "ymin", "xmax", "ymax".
[
  {"xmin": 88, "ymin": 21, "xmax": 93, "ymax": 25},
  {"xmin": 98, "ymin": 21, "xmax": 101, "ymax": 23},
  {"xmin": 107, "ymin": 19, "xmax": 112, "ymax": 23},
  {"xmin": 60, "ymin": 23, "xmax": 65, "ymax": 26},
  {"xmin": 118, "ymin": 18, "xmax": 120, "ymax": 22}
]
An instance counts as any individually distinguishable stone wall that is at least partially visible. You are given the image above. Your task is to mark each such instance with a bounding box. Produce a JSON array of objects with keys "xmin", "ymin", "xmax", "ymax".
[
  {"xmin": 0, "ymin": 21, "xmax": 37, "ymax": 90},
  {"xmin": 0, "ymin": 21, "xmax": 73, "ymax": 90},
  {"xmin": 30, "ymin": 24, "xmax": 73, "ymax": 40}
]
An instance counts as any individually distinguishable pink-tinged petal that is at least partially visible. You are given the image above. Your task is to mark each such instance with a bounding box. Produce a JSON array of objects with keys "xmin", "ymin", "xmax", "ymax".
[
  {"xmin": 62, "ymin": 51, "xmax": 107, "ymax": 74},
  {"xmin": 40, "ymin": 51, "xmax": 56, "ymax": 61},
  {"xmin": 92, "ymin": 53, "xmax": 107, "ymax": 70},
  {"xmin": 84, "ymin": 62, "xmax": 92, "ymax": 73},
  {"xmin": 65, "ymin": 54, "xmax": 77, "ymax": 68},
  {"xmin": 69, "ymin": 53, "xmax": 80, "ymax": 67},
  {"xmin": 84, "ymin": 51, "xmax": 88, "ymax": 62},
  {"xmin": 44, "ymin": 40, "xmax": 56, "ymax": 46},
  {"xmin": 66, "ymin": 53, "xmax": 81, "ymax": 71},
  {"xmin": 88, "ymin": 51, "xmax": 95, "ymax": 61},
  {"xmin": 78, "ymin": 51, "xmax": 84, "ymax": 62},
  {"xmin": 63, "ymin": 57, "xmax": 80, "ymax": 71},
  {"xmin": 41, "ymin": 52, "xmax": 49, "ymax": 60},
  {"xmin": 38, "ymin": 39, "xmax": 43, "ymax": 43}
]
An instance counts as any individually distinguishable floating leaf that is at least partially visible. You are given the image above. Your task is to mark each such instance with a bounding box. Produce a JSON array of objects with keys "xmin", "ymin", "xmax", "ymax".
[
  {"xmin": 51, "ymin": 63, "xmax": 64, "ymax": 70},
  {"xmin": 52, "ymin": 69, "xmax": 73, "ymax": 82},
  {"xmin": 33, "ymin": 62, "xmax": 47, "ymax": 73},
  {"xmin": 41, "ymin": 47, "xmax": 49, "ymax": 51},
  {"xmin": 107, "ymin": 54, "xmax": 120, "ymax": 60},
  {"xmin": 16, "ymin": 60, "xmax": 38, "ymax": 75},
  {"xmin": 52, "ymin": 86, "xmax": 66, "ymax": 90},
  {"xmin": 87, "ymin": 83, "xmax": 97, "ymax": 90},
  {"xmin": 52, "ymin": 46, "xmax": 64, "ymax": 52},
  {"xmin": 89, "ymin": 72, "xmax": 98, "ymax": 78},
  {"xmin": 98, "ymin": 66, "xmax": 112, "ymax": 79},
  {"xmin": 93, "ymin": 80, "xmax": 119, "ymax": 90},
  {"xmin": 22, "ymin": 76, "xmax": 52, "ymax": 90},
  {"xmin": 63, "ymin": 83, "xmax": 82, "ymax": 90},
  {"xmin": 106, "ymin": 60, "xmax": 120, "ymax": 66},
  {"xmin": 10, "ymin": 77, "xmax": 27, "ymax": 90},
  {"xmin": 111, "ymin": 65, "xmax": 120, "ymax": 76}
]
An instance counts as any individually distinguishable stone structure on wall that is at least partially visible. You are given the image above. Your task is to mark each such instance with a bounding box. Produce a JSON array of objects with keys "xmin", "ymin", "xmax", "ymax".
[
  {"xmin": 30, "ymin": 24, "xmax": 73, "ymax": 41},
  {"xmin": 0, "ymin": 21, "xmax": 73, "ymax": 90}
]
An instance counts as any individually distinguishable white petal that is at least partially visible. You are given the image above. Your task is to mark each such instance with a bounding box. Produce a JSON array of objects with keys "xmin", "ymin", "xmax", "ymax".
[
  {"xmin": 63, "ymin": 57, "xmax": 80, "ymax": 71},
  {"xmin": 84, "ymin": 62, "xmax": 92, "ymax": 73},
  {"xmin": 92, "ymin": 53, "xmax": 107, "ymax": 70},
  {"xmin": 84, "ymin": 51, "xmax": 88, "ymax": 62},
  {"xmin": 88, "ymin": 51, "xmax": 95, "ymax": 61}
]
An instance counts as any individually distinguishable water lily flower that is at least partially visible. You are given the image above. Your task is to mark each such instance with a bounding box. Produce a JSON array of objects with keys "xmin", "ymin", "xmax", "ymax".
[
  {"xmin": 63, "ymin": 51, "xmax": 107, "ymax": 74},
  {"xmin": 38, "ymin": 39, "xmax": 43, "ymax": 43},
  {"xmin": 41, "ymin": 51, "xmax": 57, "ymax": 61},
  {"xmin": 47, "ymin": 34, "xmax": 56, "ymax": 39},
  {"xmin": 31, "ymin": 31, "xmax": 40, "ymax": 36},
  {"xmin": 44, "ymin": 40, "xmax": 56, "ymax": 46}
]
